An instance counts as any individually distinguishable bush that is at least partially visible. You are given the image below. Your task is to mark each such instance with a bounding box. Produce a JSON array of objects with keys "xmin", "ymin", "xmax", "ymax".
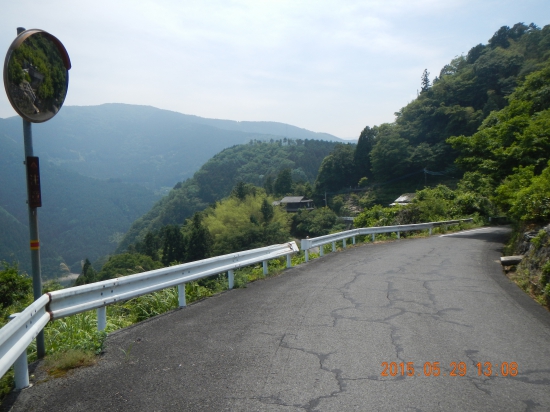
[{"xmin": 0, "ymin": 262, "xmax": 31, "ymax": 309}]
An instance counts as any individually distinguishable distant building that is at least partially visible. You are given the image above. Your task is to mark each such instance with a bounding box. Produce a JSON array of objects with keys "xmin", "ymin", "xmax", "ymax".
[
  {"xmin": 390, "ymin": 193, "xmax": 416, "ymax": 206},
  {"xmin": 273, "ymin": 196, "xmax": 314, "ymax": 212}
]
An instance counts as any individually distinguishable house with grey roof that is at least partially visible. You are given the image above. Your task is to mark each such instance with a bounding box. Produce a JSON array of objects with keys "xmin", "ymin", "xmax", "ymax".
[{"xmin": 272, "ymin": 196, "xmax": 314, "ymax": 212}]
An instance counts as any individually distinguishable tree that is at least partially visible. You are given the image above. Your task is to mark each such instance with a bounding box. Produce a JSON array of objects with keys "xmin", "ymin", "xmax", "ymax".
[
  {"xmin": 421, "ymin": 69, "xmax": 431, "ymax": 92},
  {"xmin": 370, "ymin": 131, "xmax": 412, "ymax": 180},
  {"xmin": 354, "ymin": 126, "xmax": 377, "ymax": 181},
  {"xmin": 274, "ymin": 169, "xmax": 293, "ymax": 195},
  {"xmin": 264, "ymin": 175, "xmax": 274, "ymax": 194},
  {"xmin": 314, "ymin": 144, "xmax": 356, "ymax": 193},
  {"xmin": 97, "ymin": 253, "xmax": 163, "ymax": 281},
  {"xmin": 0, "ymin": 262, "xmax": 31, "ymax": 308},
  {"xmin": 185, "ymin": 213, "xmax": 212, "ymax": 262},
  {"xmin": 75, "ymin": 258, "xmax": 98, "ymax": 286},
  {"xmin": 261, "ymin": 198, "xmax": 274, "ymax": 223},
  {"xmin": 161, "ymin": 225, "xmax": 185, "ymax": 266}
]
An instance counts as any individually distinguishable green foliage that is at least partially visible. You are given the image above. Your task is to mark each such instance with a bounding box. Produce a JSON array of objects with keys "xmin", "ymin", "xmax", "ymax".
[
  {"xmin": 315, "ymin": 144, "xmax": 356, "ymax": 193},
  {"xmin": 160, "ymin": 225, "xmax": 186, "ymax": 266},
  {"xmin": 291, "ymin": 208, "xmax": 343, "ymax": 238},
  {"xmin": 118, "ymin": 140, "xmax": 336, "ymax": 250},
  {"xmin": 495, "ymin": 162, "xmax": 550, "ymax": 223},
  {"xmin": 204, "ymin": 191, "xmax": 290, "ymax": 255},
  {"xmin": 273, "ymin": 168, "xmax": 293, "ymax": 195},
  {"xmin": 354, "ymin": 185, "xmax": 486, "ymax": 228},
  {"xmin": 370, "ymin": 131, "xmax": 411, "ymax": 180},
  {"xmin": 97, "ymin": 253, "xmax": 163, "ymax": 281},
  {"xmin": 0, "ymin": 262, "xmax": 31, "ymax": 308},
  {"xmin": 317, "ymin": 23, "xmax": 550, "ymax": 196},
  {"xmin": 185, "ymin": 213, "xmax": 213, "ymax": 261},
  {"xmin": 449, "ymin": 62, "xmax": 550, "ymax": 183},
  {"xmin": 421, "ymin": 69, "xmax": 431, "ymax": 92},
  {"xmin": 354, "ymin": 126, "xmax": 376, "ymax": 181}
]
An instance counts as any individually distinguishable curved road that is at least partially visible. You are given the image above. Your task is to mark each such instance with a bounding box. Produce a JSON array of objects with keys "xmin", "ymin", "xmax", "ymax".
[{"xmin": 6, "ymin": 227, "xmax": 550, "ymax": 411}]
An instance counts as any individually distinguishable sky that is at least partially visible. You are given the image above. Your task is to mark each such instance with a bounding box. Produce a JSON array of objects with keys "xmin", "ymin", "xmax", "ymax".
[{"xmin": 1, "ymin": 1, "xmax": 549, "ymax": 139}]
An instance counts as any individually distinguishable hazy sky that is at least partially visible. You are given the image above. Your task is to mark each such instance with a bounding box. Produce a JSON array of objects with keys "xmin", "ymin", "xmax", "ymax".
[{"xmin": 1, "ymin": 1, "xmax": 548, "ymax": 138}]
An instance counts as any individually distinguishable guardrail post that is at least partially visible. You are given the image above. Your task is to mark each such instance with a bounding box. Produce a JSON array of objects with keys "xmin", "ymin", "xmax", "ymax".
[
  {"xmin": 352, "ymin": 236, "xmax": 356, "ymax": 245},
  {"xmin": 305, "ymin": 249, "xmax": 309, "ymax": 262},
  {"xmin": 263, "ymin": 261, "xmax": 268, "ymax": 276},
  {"xmin": 320, "ymin": 245, "xmax": 324, "ymax": 256},
  {"xmin": 286, "ymin": 255, "xmax": 292, "ymax": 268},
  {"xmin": 97, "ymin": 306, "xmax": 106, "ymax": 331},
  {"xmin": 178, "ymin": 284, "xmax": 186, "ymax": 307},
  {"xmin": 9, "ymin": 314, "xmax": 30, "ymax": 390},
  {"xmin": 332, "ymin": 241, "xmax": 336, "ymax": 252},
  {"xmin": 14, "ymin": 350, "xmax": 29, "ymax": 390},
  {"xmin": 372, "ymin": 234, "xmax": 375, "ymax": 242},
  {"xmin": 228, "ymin": 270, "xmax": 234, "ymax": 289},
  {"xmin": 429, "ymin": 227, "xmax": 432, "ymax": 235},
  {"xmin": 397, "ymin": 231, "xmax": 400, "ymax": 239}
]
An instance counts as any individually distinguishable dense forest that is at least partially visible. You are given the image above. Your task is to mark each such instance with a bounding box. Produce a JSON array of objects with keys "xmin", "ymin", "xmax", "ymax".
[
  {"xmin": 116, "ymin": 139, "xmax": 337, "ymax": 251},
  {"xmin": 315, "ymin": 23, "xmax": 550, "ymax": 194}
]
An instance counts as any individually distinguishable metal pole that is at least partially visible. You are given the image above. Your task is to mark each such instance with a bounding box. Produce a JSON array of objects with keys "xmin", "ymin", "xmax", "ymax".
[
  {"xmin": 228, "ymin": 270, "xmax": 234, "ymax": 289},
  {"xmin": 9, "ymin": 314, "xmax": 29, "ymax": 389},
  {"xmin": 19, "ymin": 25, "xmax": 45, "ymax": 358},
  {"xmin": 24, "ymin": 119, "xmax": 45, "ymax": 359},
  {"xmin": 97, "ymin": 306, "xmax": 107, "ymax": 331},
  {"xmin": 178, "ymin": 284, "xmax": 186, "ymax": 307}
]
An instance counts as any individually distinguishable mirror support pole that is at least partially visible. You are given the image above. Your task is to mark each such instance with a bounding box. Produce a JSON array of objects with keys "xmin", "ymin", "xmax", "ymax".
[
  {"xmin": 18, "ymin": 27, "xmax": 45, "ymax": 359},
  {"xmin": 23, "ymin": 119, "xmax": 45, "ymax": 359}
]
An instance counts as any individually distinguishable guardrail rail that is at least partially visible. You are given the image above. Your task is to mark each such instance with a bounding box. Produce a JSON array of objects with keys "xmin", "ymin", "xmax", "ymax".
[
  {"xmin": 0, "ymin": 241, "xmax": 299, "ymax": 389},
  {"xmin": 300, "ymin": 219, "xmax": 473, "ymax": 261}
]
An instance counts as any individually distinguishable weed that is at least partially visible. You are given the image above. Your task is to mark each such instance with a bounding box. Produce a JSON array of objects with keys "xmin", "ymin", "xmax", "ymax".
[
  {"xmin": 42, "ymin": 349, "xmax": 96, "ymax": 378},
  {"xmin": 531, "ymin": 230, "xmax": 547, "ymax": 249},
  {"xmin": 119, "ymin": 342, "xmax": 134, "ymax": 363}
]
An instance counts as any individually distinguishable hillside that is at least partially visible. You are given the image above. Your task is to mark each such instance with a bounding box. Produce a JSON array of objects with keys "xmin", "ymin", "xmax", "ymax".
[
  {"xmin": 315, "ymin": 23, "xmax": 550, "ymax": 195},
  {"xmin": 117, "ymin": 139, "xmax": 337, "ymax": 251},
  {"xmin": 0, "ymin": 132, "xmax": 159, "ymax": 277},
  {"xmin": 0, "ymin": 104, "xmax": 343, "ymax": 278},
  {"xmin": 0, "ymin": 104, "xmax": 342, "ymax": 192}
]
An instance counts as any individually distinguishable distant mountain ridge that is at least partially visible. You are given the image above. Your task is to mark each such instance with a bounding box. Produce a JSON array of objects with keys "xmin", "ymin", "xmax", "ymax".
[{"xmin": 0, "ymin": 104, "xmax": 343, "ymax": 191}]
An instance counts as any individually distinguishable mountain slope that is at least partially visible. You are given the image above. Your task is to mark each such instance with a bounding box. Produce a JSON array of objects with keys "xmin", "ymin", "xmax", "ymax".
[
  {"xmin": 0, "ymin": 131, "xmax": 158, "ymax": 277},
  {"xmin": 0, "ymin": 104, "xmax": 342, "ymax": 191},
  {"xmin": 117, "ymin": 139, "xmax": 337, "ymax": 251}
]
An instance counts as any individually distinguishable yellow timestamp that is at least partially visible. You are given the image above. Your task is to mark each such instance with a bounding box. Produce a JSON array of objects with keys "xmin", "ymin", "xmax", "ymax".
[{"xmin": 381, "ymin": 361, "xmax": 518, "ymax": 377}]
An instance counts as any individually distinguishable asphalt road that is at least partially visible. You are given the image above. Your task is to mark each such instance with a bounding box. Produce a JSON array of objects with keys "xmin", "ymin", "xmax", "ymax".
[{"xmin": 5, "ymin": 226, "xmax": 550, "ymax": 411}]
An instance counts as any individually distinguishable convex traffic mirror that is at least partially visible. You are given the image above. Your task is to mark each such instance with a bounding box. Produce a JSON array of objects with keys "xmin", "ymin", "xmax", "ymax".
[{"xmin": 3, "ymin": 29, "xmax": 71, "ymax": 123}]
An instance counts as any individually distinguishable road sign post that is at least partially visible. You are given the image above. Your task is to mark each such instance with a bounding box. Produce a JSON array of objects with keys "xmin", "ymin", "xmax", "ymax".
[{"xmin": 3, "ymin": 26, "xmax": 71, "ymax": 360}]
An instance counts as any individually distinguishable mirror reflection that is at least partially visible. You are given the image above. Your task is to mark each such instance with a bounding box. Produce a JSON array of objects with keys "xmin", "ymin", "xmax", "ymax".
[{"xmin": 4, "ymin": 31, "xmax": 69, "ymax": 122}]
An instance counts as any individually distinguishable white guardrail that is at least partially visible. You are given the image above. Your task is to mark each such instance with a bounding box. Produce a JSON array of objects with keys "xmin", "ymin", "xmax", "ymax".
[
  {"xmin": 0, "ymin": 242, "xmax": 299, "ymax": 389},
  {"xmin": 0, "ymin": 218, "xmax": 473, "ymax": 390},
  {"xmin": 300, "ymin": 219, "xmax": 473, "ymax": 261}
]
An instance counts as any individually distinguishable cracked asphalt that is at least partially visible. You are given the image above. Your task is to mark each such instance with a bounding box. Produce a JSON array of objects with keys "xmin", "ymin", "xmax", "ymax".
[{"xmin": 6, "ymin": 226, "xmax": 550, "ymax": 411}]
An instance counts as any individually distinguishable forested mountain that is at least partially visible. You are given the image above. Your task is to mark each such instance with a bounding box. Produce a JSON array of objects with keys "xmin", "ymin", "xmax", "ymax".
[
  {"xmin": 0, "ymin": 130, "xmax": 159, "ymax": 277},
  {"xmin": 0, "ymin": 104, "xmax": 342, "ymax": 192},
  {"xmin": 0, "ymin": 104, "xmax": 342, "ymax": 278},
  {"xmin": 117, "ymin": 139, "xmax": 337, "ymax": 251},
  {"xmin": 315, "ymin": 23, "xmax": 550, "ymax": 194}
]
